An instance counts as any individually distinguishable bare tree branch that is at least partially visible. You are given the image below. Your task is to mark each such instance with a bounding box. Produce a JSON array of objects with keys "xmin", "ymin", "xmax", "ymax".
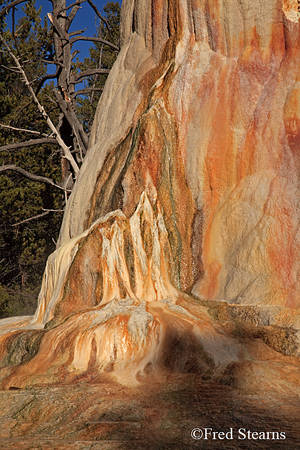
[
  {"xmin": 0, "ymin": 124, "xmax": 50, "ymax": 137},
  {"xmin": 11, "ymin": 5, "xmax": 20, "ymax": 58},
  {"xmin": 71, "ymin": 49, "xmax": 80, "ymax": 61},
  {"xmin": 0, "ymin": 34, "xmax": 80, "ymax": 176},
  {"xmin": 44, "ymin": 94, "xmax": 57, "ymax": 106},
  {"xmin": 12, "ymin": 211, "xmax": 50, "ymax": 227},
  {"xmin": 12, "ymin": 100, "xmax": 33, "ymax": 124},
  {"xmin": 69, "ymin": 28, "xmax": 86, "ymax": 37},
  {"xmin": 0, "ymin": 137, "xmax": 57, "ymax": 152},
  {"xmin": 40, "ymin": 59, "xmax": 57, "ymax": 65},
  {"xmin": 90, "ymin": 43, "xmax": 103, "ymax": 105},
  {"xmin": 56, "ymin": 0, "xmax": 113, "ymax": 38},
  {"xmin": 0, "ymin": 0, "xmax": 27, "ymax": 19},
  {"xmin": 66, "ymin": 0, "xmax": 83, "ymax": 29},
  {"xmin": 12, "ymin": 211, "xmax": 51, "ymax": 227},
  {"xmin": 54, "ymin": 89, "xmax": 88, "ymax": 153},
  {"xmin": 72, "ymin": 68, "xmax": 110, "ymax": 83},
  {"xmin": 1, "ymin": 65, "xmax": 20, "ymax": 73},
  {"xmin": 12, "ymin": 209, "xmax": 64, "ymax": 232},
  {"xmin": 35, "ymin": 68, "xmax": 59, "ymax": 96},
  {"xmin": 0, "ymin": 164, "xmax": 71, "ymax": 192},
  {"xmin": 86, "ymin": 0, "xmax": 113, "ymax": 39},
  {"xmin": 70, "ymin": 35, "xmax": 119, "ymax": 51},
  {"xmin": 71, "ymin": 87, "xmax": 103, "ymax": 98},
  {"xmin": 43, "ymin": 208, "xmax": 64, "ymax": 212},
  {"xmin": 47, "ymin": 12, "xmax": 69, "ymax": 41},
  {"xmin": 57, "ymin": 0, "xmax": 85, "ymax": 15}
]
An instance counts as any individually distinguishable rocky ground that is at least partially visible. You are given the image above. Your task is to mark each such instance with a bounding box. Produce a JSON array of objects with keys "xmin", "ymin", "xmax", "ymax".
[
  {"xmin": 0, "ymin": 373, "xmax": 299, "ymax": 450},
  {"xmin": 0, "ymin": 297, "xmax": 299, "ymax": 450}
]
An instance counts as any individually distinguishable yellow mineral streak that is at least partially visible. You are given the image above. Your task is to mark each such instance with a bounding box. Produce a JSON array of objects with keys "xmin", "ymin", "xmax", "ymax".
[
  {"xmin": 129, "ymin": 192, "xmax": 179, "ymax": 302},
  {"xmin": 99, "ymin": 215, "xmax": 139, "ymax": 306},
  {"xmin": 0, "ymin": 188, "xmax": 243, "ymax": 387},
  {"xmin": 0, "ymin": 192, "xmax": 178, "ymax": 333},
  {"xmin": 283, "ymin": 0, "xmax": 300, "ymax": 22},
  {"xmin": 33, "ymin": 211, "xmax": 122, "ymax": 326}
]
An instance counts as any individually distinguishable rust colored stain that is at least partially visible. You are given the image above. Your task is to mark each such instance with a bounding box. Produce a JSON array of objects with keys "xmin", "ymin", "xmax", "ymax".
[
  {"xmin": 199, "ymin": 260, "xmax": 222, "ymax": 299},
  {"xmin": 265, "ymin": 177, "xmax": 300, "ymax": 309},
  {"xmin": 2, "ymin": 0, "xmax": 300, "ymax": 402},
  {"xmin": 122, "ymin": 95, "xmax": 196, "ymax": 291},
  {"xmin": 53, "ymin": 229, "xmax": 103, "ymax": 320}
]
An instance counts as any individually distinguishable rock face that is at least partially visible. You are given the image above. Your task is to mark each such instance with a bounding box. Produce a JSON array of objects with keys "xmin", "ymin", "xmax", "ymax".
[
  {"xmin": 0, "ymin": 2, "xmax": 300, "ymax": 436},
  {"xmin": 0, "ymin": 192, "xmax": 243, "ymax": 387},
  {"xmin": 59, "ymin": 0, "xmax": 300, "ymax": 308}
]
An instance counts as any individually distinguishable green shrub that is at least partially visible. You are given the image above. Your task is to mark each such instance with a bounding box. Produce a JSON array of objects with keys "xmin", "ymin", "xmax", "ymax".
[{"xmin": 0, "ymin": 284, "xmax": 39, "ymax": 319}]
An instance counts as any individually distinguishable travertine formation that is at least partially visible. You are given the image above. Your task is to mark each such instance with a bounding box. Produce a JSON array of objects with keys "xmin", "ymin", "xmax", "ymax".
[
  {"xmin": 0, "ymin": 192, "xmax": 243, "ymax": 387},
  {"xmin": 0, "ymin": 0, "xmax": 300, "ymax": 419},
  {"xmin": 59, "ymin": 0, "xmax": 300, "ymax": 308}
]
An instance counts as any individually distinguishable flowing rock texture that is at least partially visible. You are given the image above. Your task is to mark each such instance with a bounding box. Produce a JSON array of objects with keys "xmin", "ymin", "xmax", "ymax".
[
  {"xmin": 1, "ymin": 0, "xmax": 300, "ymax": 447},
  {"xmin": 59, "ymin": 0, "xmax": 300, "ymax": 308}
]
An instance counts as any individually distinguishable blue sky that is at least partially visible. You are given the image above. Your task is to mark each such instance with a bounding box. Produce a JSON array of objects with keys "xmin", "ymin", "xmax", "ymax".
[
  {"xmin": 9, "ymin": 0, "xmax": 121, "ymax": 61},
  {"xmin": 5, "ymin": 0, "xmax": 122, "ymax": 89}
]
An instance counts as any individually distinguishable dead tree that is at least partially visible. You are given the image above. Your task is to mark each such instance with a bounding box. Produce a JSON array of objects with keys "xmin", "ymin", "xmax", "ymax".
[{"xmin": 0, "ymin": 0, "xmax": 119, "ymax": 197}]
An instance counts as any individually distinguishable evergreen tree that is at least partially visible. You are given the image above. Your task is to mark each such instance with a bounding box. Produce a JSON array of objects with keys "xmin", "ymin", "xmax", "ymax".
[
  {"xmin": 76, "ymin": 2, "xmax": 120, "ymax": 132},
  {"xmin": 0, "ymin": 0, "xmax": 120, "ymax": 317},
  {"xmin": 0, "ymin": 1, "xmax": 62, "ymax": 315}
]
